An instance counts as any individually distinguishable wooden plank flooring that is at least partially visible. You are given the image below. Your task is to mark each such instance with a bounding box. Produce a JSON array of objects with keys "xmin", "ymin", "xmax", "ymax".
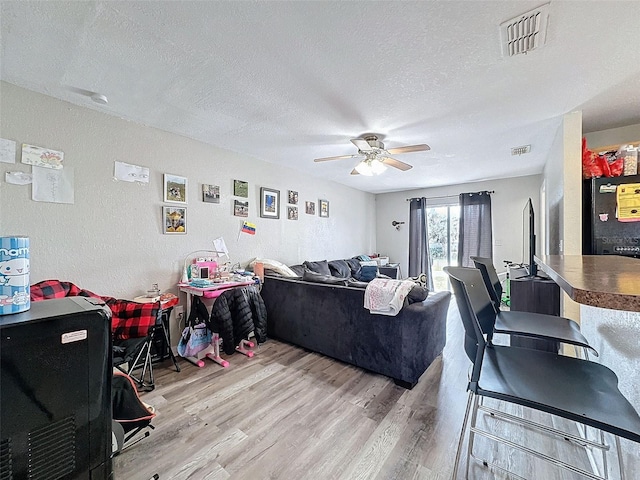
[{"xmin": 114, "ymin": 301, "xmax": 630, "ymax": 480}]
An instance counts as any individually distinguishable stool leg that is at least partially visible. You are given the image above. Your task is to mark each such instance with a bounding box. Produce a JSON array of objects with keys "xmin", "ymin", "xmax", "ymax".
[
  {"xmin": 453, "ymin": 391, "xmax": 473, "ymax": 480},
  {"xmin": 160, "ymin": 321, "xmax": 180, "ymax": 372},
  {"xmin": 615, "ymin": 435, "xmax": 625, "ymax": 480}
]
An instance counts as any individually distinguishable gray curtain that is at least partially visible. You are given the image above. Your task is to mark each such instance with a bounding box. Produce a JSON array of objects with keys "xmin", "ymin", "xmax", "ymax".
[
  {"xmin": 458, "ymin": 191, "xmax": 493, "ymax": 267},
  {"xmin": 408, "ymin": 198, "xmax": 434, "ymax": 290}
]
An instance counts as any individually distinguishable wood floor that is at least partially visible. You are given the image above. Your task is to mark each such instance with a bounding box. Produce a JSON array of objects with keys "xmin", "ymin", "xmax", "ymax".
[{"xmin": 113, "ymin": 301, "xmax": 633, "ymax": 480}]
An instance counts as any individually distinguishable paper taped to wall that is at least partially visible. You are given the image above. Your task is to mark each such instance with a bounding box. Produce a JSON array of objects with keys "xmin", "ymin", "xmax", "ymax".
[
  {"xmin": 213, "ymin": 237, "xmax": 229, "ymax": 256},
  {"xmin": 114, "ymin": 161, "xmax": 150, "ymax": 183},
  {"xmin": 32, "ymin": 165, "xmax": 74, "ymax": 204},
  {"xmin": 5, "ymin": 172, "xmax": 33, "ymax": 185},
  {"xmin": 0, "ymin": 138, "xmax": 16, "ymax": 164}
]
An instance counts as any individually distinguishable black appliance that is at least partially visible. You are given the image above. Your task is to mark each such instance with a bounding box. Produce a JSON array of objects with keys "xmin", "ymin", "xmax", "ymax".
[
  {"xmin": 1, "ymin": 297, "xmax": 113, "ymax": 479},
  {"xmin": 583, "ymin": 174, "xmax": 640, "ymax": 257}
]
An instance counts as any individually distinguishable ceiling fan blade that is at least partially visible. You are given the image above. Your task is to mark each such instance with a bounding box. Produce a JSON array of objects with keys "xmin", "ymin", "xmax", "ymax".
[
  {"xmin": 386, "ymin": 144, "xmax": 430, "ymax": 155},
  {"xmin": 381, "ymin": 157, "xmax": 413, "ymax": 171},
  {"xmin": 314, "ymin": 154, "xmax": 359, "ymax": 163},
  {"xmin": 350, "ymin": 168, "xmax": 360, "ymax": 175},
  {"xmin": 351, "ymin": 138, "xmax": 373, "ymax": 151}
]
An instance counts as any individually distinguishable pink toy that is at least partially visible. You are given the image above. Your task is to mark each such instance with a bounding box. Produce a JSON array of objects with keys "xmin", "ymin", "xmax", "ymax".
[
  {"xmin": 205, "ymin": 333, "xmax": 230, "ymax": 367},
  {"xmin": 235, "ymin": 339, "xmax": 255, "ymax": 358},
  {"xmin": 184, "ymin": 356, "xmax": 205, "ymax": 368}
]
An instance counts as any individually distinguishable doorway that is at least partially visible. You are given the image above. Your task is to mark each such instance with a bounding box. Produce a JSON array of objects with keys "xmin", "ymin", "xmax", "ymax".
[{"xmin": 427, "ymin": 205, "xmax": 460, "ymax": 291}]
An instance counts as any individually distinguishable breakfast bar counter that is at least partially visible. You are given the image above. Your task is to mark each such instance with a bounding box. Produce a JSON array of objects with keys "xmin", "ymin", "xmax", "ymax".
[
  {"xmin": 534, "ymin": 255, "xmax": 640, "ymax": 312},
  {"xmin": 535, "ymin": 255, "xmax": 640, "ymax": 472}
]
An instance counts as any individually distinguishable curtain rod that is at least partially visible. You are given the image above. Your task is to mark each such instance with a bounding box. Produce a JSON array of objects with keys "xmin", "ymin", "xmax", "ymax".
[{"xmin": 406, "ymin": 190, "xmax": 494, "ymax": 201}]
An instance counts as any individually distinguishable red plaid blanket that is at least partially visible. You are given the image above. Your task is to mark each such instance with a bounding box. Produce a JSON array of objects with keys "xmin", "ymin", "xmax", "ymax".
[{"xmin": 30, "ymin": 280, "xmax": 160, "ymax": 340}]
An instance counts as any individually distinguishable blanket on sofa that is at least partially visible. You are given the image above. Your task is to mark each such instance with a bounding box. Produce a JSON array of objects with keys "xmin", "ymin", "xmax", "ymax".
[
  {"xmin": 30, "ymin": 280, "xmax": 160, "ymax": 340},
  {"xmin": 364, "ymin": 278, "xmax": 416, "ymax": 316}
]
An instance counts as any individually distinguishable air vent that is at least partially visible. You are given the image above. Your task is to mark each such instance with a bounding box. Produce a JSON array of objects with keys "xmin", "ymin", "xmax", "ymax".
[
  {"xmin": 28, "ymin": 417, "xmax": 75, "ymax": 480},
  {"xmin": 511, "ymin": 145, "xmax": 531, "ymax": 156},
  {"xmin": 1, "ymin": 438, "xmax": 13, "ymax": 480},
  {"xmin": 500, "ymin": 3, "xmax": 549, "ymax": 57}
]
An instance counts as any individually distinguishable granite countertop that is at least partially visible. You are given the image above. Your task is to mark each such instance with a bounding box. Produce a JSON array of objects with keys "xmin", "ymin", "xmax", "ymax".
[{"xmin": 535, "ymin": 255, "xmax": 640, "ymax": 312}]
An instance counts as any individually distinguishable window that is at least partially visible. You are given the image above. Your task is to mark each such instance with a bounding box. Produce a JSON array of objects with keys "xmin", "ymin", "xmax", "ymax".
[{"xmin": 427, "ymin": 205, "xmax": 460, "ymax": 291}]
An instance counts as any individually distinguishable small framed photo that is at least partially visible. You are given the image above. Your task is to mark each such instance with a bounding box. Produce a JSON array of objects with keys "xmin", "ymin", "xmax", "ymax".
[
  {"xmin": 260, "ymin": 187, "xmax": 280, "ymax": 219},
  {"xmin": 234, "ymin": 179, "xmax": 248, "ymax": 197},
  {"xmin": 164, "ymin": 174, "xmax": 187, "ymax": 203},
  {"xmin": 287, "ymin": 206, "xmax": 298, "ymax": 220},
  {"xmin": 202, "ymin": 184, "xmax": 220, "ymax": 203},
  {"xmin": 288, "ymin": 190, "xmax": 298, "ymax": 205},
  {"xmin": 305, "ymin": 201, "xmax": 315, "ymax": 215},
  {"xmin": 319, "ymin": 199, "xmax": 329, "ymax": 218},
  {"xmin": 234, "ymin": 199, "xmax": 248, "ymax": 217},
  {"xmin": 163, "ymin": 206, "xmax": 187, "ymax": 234}
]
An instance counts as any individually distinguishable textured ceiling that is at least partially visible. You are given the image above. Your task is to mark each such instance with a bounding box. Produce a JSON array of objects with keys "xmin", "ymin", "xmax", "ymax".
[{"xmin": 1, "ymin": 1, "xmax": 639, "ymax": 194}]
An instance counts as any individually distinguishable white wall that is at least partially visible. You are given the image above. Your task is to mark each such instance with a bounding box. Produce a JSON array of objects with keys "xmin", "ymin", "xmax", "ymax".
[
  {"xmin": 0, "ymin": 82, "xmax": 376, "ymax": 300},
  {"xmin": 542, "ymin": 111, "xmax": 583, "ymax": 319},
  {"xmin": 584, "ymin": 123, "xmax": 640, "ymax": 148},
  {"xmin": 375, "ymin": 175, "xmax": 542, "ymax": 278},
  {"xmin": 543, "ymin": 111, "xmax": 583, "ymax": 256}
]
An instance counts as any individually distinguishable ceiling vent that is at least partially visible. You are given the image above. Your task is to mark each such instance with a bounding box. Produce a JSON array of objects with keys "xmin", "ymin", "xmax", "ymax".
[
  {"xmin": 511, "ymin": 145, "xmax": 531, "ymax": 156},
  {"xmin": 500, "ymin": 3, "xmax": 550, "ymax": 57}
]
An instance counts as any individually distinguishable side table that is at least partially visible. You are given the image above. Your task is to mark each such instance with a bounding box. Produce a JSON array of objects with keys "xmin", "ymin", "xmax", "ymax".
[{"xmin": 379, "ymin": 263, "xmax": 401, "ymax": 279}]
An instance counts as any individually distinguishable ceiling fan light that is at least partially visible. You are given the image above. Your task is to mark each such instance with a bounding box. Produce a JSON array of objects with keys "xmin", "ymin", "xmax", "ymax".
[
  {"xmin": 355, "ymin": 160, "xmax": 373, "ymax": 176},
  {"xmin": 370, "ymin": 159, "xmax": 387, "ymax": 175}
]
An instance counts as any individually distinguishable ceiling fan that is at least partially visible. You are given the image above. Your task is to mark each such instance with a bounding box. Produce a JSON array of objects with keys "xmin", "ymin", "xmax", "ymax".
[{"xmin": 314, "ymin": 135, "xmax": 430, "ymax": 176}]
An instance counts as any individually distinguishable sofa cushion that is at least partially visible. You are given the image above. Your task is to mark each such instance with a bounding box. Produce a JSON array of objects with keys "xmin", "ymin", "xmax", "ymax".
[
  {"xmin": 302, "ymin": 269, "xmax": 347, "ymax": 285},
  {"xmin": 328, "ymin": 259, "xmax": 351, "ymax": 278},
  {"xmin": 289, "ymin": 264, "xmax": 306, "ymax": 277},
  {"xmin": 303, "ymin": 260, "xmax": 331, "ymax": 276},
  {"xmin": 346, "ymin": 258, "xmax": 362, "ymax": 276},
  {"xmin": 346, "ymin": 278, "xmax": 369, "ymax": 289}
]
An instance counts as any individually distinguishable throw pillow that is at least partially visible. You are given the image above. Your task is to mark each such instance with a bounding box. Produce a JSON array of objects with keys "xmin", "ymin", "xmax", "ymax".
[
  {"xmin": 328, "ymin": 259, "xmax": 351, "ymax": 278},
  {"xmin": 407, "ymin": 285, "xmax": 429, "ymax": 304},
  {"xmin": 303, "ymin": 260, "xmax": 331, "ymax": 276},
  {"xmin": 302, "ymin": 269, "xmax": 347, "ymax": 285},
  {"xmin": 355, "ymin": 265, "xmax": 378, "ymax": 282},
  {"xmin": 408, "ymin": 273, "xmax": 428, "ymax": 289}
]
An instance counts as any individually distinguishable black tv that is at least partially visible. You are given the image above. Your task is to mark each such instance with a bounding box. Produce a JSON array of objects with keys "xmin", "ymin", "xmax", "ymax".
[{"xmin": 522, "ymin": 198, "xmax": 538, "ymax": 277}]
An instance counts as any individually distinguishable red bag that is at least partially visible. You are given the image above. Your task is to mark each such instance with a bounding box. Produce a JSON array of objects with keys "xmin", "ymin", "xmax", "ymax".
[
  {"xmin": 609, "ymin": 158, "xmax": 624, "ymax": 177},
  {"xmin": 582, "ymin": 138, "xmax": 612, "ymax": 178}
]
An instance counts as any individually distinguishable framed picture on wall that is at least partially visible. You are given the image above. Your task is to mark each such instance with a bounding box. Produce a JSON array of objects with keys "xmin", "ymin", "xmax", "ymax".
[
  {"xmin": 305, "ymin": 201, "xmax": 315, "ymax": 215},
  {"xmin": 260, "ymin": 187, "xmax": 280, "ymax": 219},
  {"xmin": 202, "ymin": 184, "xmax": 220, "ymax": 203},
  {"xmin": 234, "ymin": 179, "xmax": 248, "ymax": 197},
  {"xmin": 234, "ymin": 199, "xmax": 248, "ymax": 217},
  {"xmin": 319, "ymin": 199, "xmax": 329, "ymax": 218},
  {"xmin": 287, "ymin": 206, "xmax": 298, "ymax": 220},
  {"xmin": 288, "ymin": 190, "xmax": 298, "ymax": 204},
  {"xmin": 164, "ymin": 174, "xmax": 187, "ymax": 204},
  {"xmin": 163, "ymin": 206, "xmax": 187, "ymax": 234}
]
